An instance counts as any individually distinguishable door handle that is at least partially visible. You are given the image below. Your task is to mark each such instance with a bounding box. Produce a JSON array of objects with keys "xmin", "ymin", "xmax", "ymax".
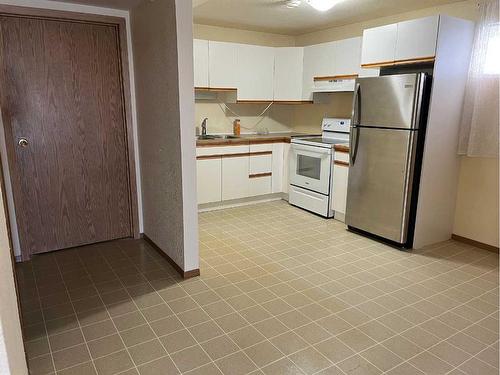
[
  {"xmin": 18, "ymin": 138, "xmax": 29, "ymax": 148},
  {"xmin": 350, "ymin": 83, "xmax": 361, "ymax": 165}
]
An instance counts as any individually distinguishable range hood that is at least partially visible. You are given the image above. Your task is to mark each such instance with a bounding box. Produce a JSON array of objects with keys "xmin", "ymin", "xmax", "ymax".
[{"xmin": 311, "ymin": 75, "xmax": 357, "ymax": 93}]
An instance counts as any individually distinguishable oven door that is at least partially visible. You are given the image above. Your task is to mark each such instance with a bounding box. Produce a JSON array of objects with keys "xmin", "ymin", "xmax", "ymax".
[{"xmin": 289, "ymin": 144, "xmax": 332, "ymax": 195}]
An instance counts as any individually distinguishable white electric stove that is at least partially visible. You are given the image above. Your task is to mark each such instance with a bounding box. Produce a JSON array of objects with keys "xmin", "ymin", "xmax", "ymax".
[{"xmin": 289, "ymin": 118, "xmax": 350, "ymax": 217}]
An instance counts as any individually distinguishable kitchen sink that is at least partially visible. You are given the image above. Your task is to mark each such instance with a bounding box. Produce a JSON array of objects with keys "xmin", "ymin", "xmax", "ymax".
[{"xmin": 197, "ymin": 134, "xmax": 240, "ymax": 140}]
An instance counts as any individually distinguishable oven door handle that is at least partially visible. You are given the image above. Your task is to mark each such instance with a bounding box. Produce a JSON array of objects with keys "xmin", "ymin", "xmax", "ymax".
[{"xmin": 291, "ymin": 143, "xmax": 332, "ymax": 155}]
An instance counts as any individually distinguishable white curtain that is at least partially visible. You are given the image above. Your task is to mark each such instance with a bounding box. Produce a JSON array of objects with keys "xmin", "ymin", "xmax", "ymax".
[{"xmin": 459, "ymin": 0, "xmax": 500, "ymax": 157}]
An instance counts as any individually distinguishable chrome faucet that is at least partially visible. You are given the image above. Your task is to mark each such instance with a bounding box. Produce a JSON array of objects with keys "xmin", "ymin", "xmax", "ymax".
[{"xmin": 201, "ymin": 118, "xmax": 208, "ymax": 136}]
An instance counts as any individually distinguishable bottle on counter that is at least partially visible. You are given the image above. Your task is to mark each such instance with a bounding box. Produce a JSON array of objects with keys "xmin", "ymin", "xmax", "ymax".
[{"xmin": 233, "ymin": 119, "xmax": 241, "ymax": 136}]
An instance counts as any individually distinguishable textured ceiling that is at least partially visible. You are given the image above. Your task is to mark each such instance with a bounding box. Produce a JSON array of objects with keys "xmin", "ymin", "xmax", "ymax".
[{"xmin": 193, "ymin": 0, "xmax": 466, "ymax": 35}]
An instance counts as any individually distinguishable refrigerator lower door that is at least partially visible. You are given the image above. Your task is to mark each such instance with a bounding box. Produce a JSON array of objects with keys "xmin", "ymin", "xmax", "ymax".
[{"xmin": 346, "ymin": 127, "xmax": 418, "ymax": 244}]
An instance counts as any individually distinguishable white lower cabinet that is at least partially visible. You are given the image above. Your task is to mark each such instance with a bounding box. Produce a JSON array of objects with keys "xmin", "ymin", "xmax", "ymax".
[
  {"xmin": 332, "ymin": 152, "xmax": 349, "ymax": 221},
  {"xmin": 249, "ymin": 176, "xmax": 272, "ymax": 196},
  {"xmin": 197, "ymin": 158, "xmax": 222, "ymax": 204},
  {"xmin": 222, "ymin": 156, "xmax": 250, "ymax": 200},
  {"xmin": 249, "ymin": 154, "xmax": 272, "ymax": 175},
  {"xmin": 197, "ymin": 142, "xmax": 289, "ymax": 205}
]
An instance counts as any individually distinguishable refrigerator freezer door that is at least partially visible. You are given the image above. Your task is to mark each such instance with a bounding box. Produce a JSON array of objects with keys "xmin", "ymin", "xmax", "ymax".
[
  {"xmin": 354, "ymin": 74, "xmax": 422, "ymax": 129},
  {"xmin": 346, "ymin": 127, "xmax": 417, "ymax": 244}
]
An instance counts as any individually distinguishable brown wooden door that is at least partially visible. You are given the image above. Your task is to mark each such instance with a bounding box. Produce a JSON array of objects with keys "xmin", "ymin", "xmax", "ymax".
[{"xmin": 0, "ymin": 16, "xmax": 133, "ymax": 260}]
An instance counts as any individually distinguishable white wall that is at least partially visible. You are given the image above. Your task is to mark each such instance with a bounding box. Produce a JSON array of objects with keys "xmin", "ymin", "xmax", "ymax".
[
  {"xmin": 0, "ymin": 185, "xmax": 27, "ymax": 375},
  {"xmin": 0, "ymin": 0, "xmax": 143, "ymax": 258},
  {"xmin": 176, "ymin": 0, "xmax": 200, "ymax": 272},
  {"xmin": 132, "ymin": 0, "xmax": 199, "ymax": 272}
]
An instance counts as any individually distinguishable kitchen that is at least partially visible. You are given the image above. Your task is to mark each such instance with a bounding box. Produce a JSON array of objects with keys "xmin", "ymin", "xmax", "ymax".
[
  {"xmin": 194, "ymin": 4, "xmax": 480, "ymax": 250},
  {"xmin": 192, "ymin": 1, "xmax": 499, "ymax": 373}
]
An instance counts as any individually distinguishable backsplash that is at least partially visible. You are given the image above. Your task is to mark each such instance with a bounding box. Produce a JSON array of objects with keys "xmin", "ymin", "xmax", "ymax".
[{"xmin": 195, "ymin": 92, "xmax": 354, "ymax": 135}]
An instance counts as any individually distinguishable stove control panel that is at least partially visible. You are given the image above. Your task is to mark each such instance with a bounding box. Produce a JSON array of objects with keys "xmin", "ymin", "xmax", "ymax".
[{"xmin": 322, "ymin": 118, "xmax": 351, "ymax": 133}]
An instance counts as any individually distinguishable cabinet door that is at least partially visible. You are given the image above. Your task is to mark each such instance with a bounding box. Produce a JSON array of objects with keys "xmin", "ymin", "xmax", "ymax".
[
  {"xmin": 249, "ymin": 176, "xmax": 272, "ymax": 196},
  {"xmin": 197, "ymin": 158, "xmax": 221, "ymax": 204},
  {"xmin": 209, "ymin": 41, "xmax": 238, "ymax": 89},
  {"xmin": 282, "ymin": 143, "xmax": 291, "ymax": 195},
  {"xmin": 302, "ymin": 41, "xmax": 336, "ymax": 100},
  {"xmin": 237, "ymin": 44, "xmax": 275, "ymax": 101},
  {"xmin": 193, "ymin": 39, "xmax": 209, "ymax": 88},
  {"xmin": 274, "ymin": 47, "xmax": 304, "ymax": 101},
  {"xmin": 222, "ymin": 156, "xmax": 249, "ymax": 200},
  {"xmin": 332, "ymin": 163, "xmax": 349, "ymax": 221},
  {"xmin": 395, "ymin": 16, "xmax": 439, "ymax": 61},
  {"xmin": 334, "ymin": 37, "xmax": 361, "ymax": 76},
  {"xmin": 361, "ymin": 23, "xmax": 398, "ymax": 66}
]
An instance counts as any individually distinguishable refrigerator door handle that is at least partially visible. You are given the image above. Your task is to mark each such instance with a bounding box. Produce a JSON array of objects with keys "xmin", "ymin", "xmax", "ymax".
[{"xmin": 350, "ymin": 83, "xmax": 361, "ymax": 164}]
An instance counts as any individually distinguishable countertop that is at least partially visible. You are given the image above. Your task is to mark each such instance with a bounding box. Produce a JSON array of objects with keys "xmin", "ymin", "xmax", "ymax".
[{"xmin": 196, "ymin": 132, "xmax": 314, "ymax": 147}]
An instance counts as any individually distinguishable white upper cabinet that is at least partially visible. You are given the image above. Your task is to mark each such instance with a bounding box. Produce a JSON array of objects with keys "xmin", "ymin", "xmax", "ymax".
[
  {"xmin": 274, "ymin": 47, "xmax": 304, "ymax": 101},
  {"xmin": 334, "ymin": 37, "xmax": 362, "ymax": 76},
  {"xmin": 302, "ymin": 41, "xmax": 336, "ymax": 100},
  {"xmin": 236, "ymin": 44, "xmax": 275, "ymax": 101},
  {"xmin": 361, "ymin": 23, "xmax": 398, "ymax": 66},
  {"xmin": 362, "ymin": 16, "xmax": 441, "ymax": 66},
  {"xmin": 193, "ymin": 39, "xmax": 209, "ymax": 88},
  {"xmin": 395, "ymin": 16, "xmax": 439, "ymax": 61},
  {"xmin": 209, "ymin": 41, "xmax": 238, "ymax": 89}
]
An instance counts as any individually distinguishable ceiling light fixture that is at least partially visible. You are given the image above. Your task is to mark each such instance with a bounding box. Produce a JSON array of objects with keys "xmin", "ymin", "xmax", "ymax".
[
  {"xmin": 285, "ymin": 0, "xmax": 301, "ymax": 8},
  {"xmin": 306, "ymin": 0, "xmax": 342, "ymax": 12}
]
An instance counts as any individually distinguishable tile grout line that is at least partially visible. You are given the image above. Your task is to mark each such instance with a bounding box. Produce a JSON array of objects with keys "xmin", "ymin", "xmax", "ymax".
[{"xmin": 52, "ymin": 253, "xmax": 101, "ymax": 375}]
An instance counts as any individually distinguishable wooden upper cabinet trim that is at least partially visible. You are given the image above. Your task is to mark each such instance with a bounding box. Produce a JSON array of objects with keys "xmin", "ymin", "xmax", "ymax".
[
  {"xmin": 195, "ymin": 87, "xmax": 237, "ymax": 92},
  {"xmin": 314, "ymin": 74, "xmax": 358, "ymax": 81},
  {"xmin": 361, "ymin": 56, "xmax": 435, "ymax": 68}
]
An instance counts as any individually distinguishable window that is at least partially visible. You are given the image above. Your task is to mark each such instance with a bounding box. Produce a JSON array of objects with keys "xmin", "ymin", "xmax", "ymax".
[{"xmin": 483, "ymin": 23, "xmax": 500, "ymax": 75}]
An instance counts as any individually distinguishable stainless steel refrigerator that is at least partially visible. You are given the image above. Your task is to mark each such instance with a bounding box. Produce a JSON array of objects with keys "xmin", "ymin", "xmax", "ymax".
[{"xmin": 346, "ymin": 73, "xmax": 431, "ymax": 248}]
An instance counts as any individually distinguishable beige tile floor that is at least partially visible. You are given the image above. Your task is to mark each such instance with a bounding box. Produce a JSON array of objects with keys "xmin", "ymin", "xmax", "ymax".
[{"xmin": 17, "ymin": 201, "xmax": 499, "ymax": 375}]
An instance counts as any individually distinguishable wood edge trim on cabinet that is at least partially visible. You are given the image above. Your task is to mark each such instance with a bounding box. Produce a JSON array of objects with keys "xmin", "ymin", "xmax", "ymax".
[
  {"xmin": 249, "ymin": 151, "xmax": 272, "ymax": 157},
  {"xmin": 314, "ymin": 74, "xmax": 358, "ymax": 81},
  {"xmin": 361, "ymin": 56, "xmax": 435, "ymax": 69},
  {"xmin": 334, "ymin": 146, "xmax": 349, "ymax": 153},
  {"xmin": 236, "ymin": 100, "xmax": 273, "ymax": 104},
  {"xmin": 195, "ymin": 87, "xmax": 237, "ymax": 92},
  {"xmin": 249, "ymin": 172, "xmax": 272, "ymax": 179},
  {"xmin": 197, "ymin": 138, "xmax": 291, "ymax": 147},
  {"xmin": 142, "ymin": 234, "xmax": 200, "ymax": 279},
  {"xmin": 272, "ymin": 101, "xmax": 314, "ymax": 105},
  {"xmin": 451, "ymin": 234, "xmax": 499, "ymax": 254},
  {"xmin": 197, "ymin": 151, "xmax": 272, "ymax": 160},
  {"xmin": 334, "ymin": 160, "xmax": 350, "ymax": 167}
]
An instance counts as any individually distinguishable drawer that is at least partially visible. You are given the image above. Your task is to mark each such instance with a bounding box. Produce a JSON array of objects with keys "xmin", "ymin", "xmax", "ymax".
[
  {"xmin": 196, "ymin": 145, "xmax": 249, "ymax": 157},
  {"xmin": 249, "ymin": 154, "xmax": 272, "ymax": 174},
  {"xmin": 249, "ymin": 176, "xmax": 272, "ymax": 196},
  {"xmin": 334, "ymin": 151, "xmax": 349, "ymax": 163},
  {"xmin": 250, "ymin": 143, "xmax": 274, "ymax": 152}
]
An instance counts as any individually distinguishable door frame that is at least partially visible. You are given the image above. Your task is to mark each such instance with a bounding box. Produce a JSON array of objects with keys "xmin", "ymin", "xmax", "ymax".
[{"xmin": 0, "ymin": 4, "xmax": 141, "ymax": 259}]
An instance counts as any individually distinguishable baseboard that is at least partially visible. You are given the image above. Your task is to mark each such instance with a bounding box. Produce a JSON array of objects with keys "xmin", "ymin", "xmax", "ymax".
[
  {"xmin": 141, "ymin": 234, "xmax": 200, "ymax": 279},
  {"xmin": 451, "ymin": 234, "xmax": 499, "ymax": 253},
  {"xmin": 198, "ymin": 193, "xmax": 286, "ymax": 212}
]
